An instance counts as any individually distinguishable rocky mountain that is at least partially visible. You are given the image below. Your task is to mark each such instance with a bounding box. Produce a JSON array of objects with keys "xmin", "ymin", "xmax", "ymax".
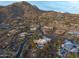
[
  {"xmin": 0, "ymin": 1, "xmax": 79, "ymax": 30},
  {"xmin": 0, "ymin": 1, "xmax": 79, "ymax": 58}
]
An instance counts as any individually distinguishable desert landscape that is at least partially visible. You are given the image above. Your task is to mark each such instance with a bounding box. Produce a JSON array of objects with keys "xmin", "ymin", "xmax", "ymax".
[{"xmin": 0, "ymin": 1, "xmax": 79, "ymax": 58}]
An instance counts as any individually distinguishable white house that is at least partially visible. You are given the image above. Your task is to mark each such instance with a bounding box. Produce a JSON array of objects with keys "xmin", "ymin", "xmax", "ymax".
[{"xmin": 33, "ymin": 36, "xmax": 51, "ymax": 49}]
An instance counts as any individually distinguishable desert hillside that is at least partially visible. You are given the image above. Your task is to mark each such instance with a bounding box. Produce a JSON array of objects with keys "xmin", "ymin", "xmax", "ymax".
[{"xmin": 0, "ymin": 1, "xmax": 79, "ymax": 58}]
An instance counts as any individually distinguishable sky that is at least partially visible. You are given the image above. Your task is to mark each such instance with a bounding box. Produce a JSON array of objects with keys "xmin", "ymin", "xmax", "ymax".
[{"xmin": 0, "ymin": 1, "xmax": 79, "ymax": 14}]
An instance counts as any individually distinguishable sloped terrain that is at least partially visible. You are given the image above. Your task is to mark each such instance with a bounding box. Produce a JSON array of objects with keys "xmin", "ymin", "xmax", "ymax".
[{"xmin": 0, "ymin": 1, "xmax": 79, "ymax": 58}]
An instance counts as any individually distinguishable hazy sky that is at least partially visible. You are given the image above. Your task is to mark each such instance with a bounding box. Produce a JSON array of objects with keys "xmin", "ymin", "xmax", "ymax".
[{"xmin": 0, "ymin": 1, "xmax": 79, "ymax": 14}]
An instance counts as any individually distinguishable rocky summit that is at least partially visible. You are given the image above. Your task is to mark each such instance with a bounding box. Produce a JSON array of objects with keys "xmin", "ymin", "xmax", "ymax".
[{"xmin": 0, "ymin": 1, "xmax": 79, "ymax": 58}]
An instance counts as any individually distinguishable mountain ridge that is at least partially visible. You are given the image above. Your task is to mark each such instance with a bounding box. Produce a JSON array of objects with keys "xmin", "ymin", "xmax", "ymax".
[{"xmin": 0, "ymin": 1, "xmax": 79, "ymax": 58}]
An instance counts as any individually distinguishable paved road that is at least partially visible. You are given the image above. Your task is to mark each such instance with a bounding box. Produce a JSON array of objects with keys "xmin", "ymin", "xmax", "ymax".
[{"xmin": 15, "ymin": 35, "xmax": 29, "ymax": 58}]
